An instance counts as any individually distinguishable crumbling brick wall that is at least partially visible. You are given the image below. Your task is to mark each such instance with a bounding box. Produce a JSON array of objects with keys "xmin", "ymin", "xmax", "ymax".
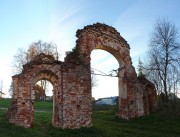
[
  {"xmin": 7, "ymin": 23, "xmax": 156, "ymax": 128},
  {"xmin": 76, "ymin": 23, "xmax": 156, "ymax": 119},
  {"xmin": 7, "ymin": 53, "xmax": 92, "ymax": 128}
]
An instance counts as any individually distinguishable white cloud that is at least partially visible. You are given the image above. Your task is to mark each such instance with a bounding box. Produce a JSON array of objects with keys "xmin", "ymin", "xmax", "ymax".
[{"xmin": 47, "ymin": 2, "xmax": 87, "ymax": 61}]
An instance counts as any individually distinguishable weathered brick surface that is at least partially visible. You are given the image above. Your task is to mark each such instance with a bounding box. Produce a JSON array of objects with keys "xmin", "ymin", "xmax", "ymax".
[{"xmin": 7, "ymin": 23, "xmax": 156, "ymax": 128}]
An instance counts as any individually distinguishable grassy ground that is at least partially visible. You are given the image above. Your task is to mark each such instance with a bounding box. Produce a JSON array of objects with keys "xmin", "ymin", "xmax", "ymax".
[
  {"xmin": 34, "ymin": 100, "xmax": 53, "ymax": 111},
  {"xmin": 0, "ymin": 99, "xmax": 180, "ymax": 137},
  {"xmin": 0, "ymin": 98, "xmax": 11, "ymax": 108},
  {"xmin": 0, "ymin": 98, "xmax": 53, "ymax": 111}
]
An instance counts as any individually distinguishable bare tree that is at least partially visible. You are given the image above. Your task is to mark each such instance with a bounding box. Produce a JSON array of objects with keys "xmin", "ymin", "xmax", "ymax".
[
  {"xmin": 12, "ymin": 40, "xmax": 59, "ymax": 100},
  {"xmin": 8, "ymin": 81, "xmax": 13, "ymax": 97},
  {"xmin": 146, "ymin": 18, "xmax": 180, "ymax": 103},
  {"xmin": 34, "ymin": 84, "xmax": 46, "ymax": 101},
  {"xmin": 13, "ymin": 48, "xmax": 27, "ymax": 74},
  {"xmin": 91, "ymin": 69, "xmax": 99, "ymax": 88},
  {"xmin": 13, "ymin": 40, "xmax": 59, "ymax": 74}
]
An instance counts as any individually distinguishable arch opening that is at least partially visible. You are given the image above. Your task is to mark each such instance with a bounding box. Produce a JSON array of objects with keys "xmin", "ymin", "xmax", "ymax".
[
  {"xmin": 33, "ymin": 80, "xmax": 53, "ymax": 101},
  {"xmin": 94, "ymin": 45, "xmax": 124, "ymax": 67},
  {"xmin": 32, "ymin": 80, "xmax": 53, "ymax": 127},
  {"xmin": 91, "ymin": 49, "xmax": 119, "ymax": 99},
  {"xmin": 91, "ymin": 48, "xmax": 120, "ymax": 113},
  {"xmin": 31, "ymin": 70, "xmax": 60, "ymax": 127}
]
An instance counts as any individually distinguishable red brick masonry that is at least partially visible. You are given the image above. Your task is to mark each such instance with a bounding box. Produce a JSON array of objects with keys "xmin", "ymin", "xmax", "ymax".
[{"xmin": 7, "ymin": 23, "xmax": 157, "ymax": 128}]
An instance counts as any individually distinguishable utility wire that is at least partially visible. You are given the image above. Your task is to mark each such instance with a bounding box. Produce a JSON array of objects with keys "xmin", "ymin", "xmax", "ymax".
[
  {"xmin": 91, "ymin": 72, "xmax": 118, "ymax": 77},
  {"xmin": 91, "ymin": 67, "xmax": 109, "ymax": 75},
  {"xmin": 91, "ymin": 67, "xmax": 118, "ymax": 77}
]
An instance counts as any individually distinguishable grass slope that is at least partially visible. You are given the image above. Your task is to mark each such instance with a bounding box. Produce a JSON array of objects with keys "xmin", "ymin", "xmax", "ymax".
[{"xmin": 0, "ymin": 99, "xmax": 180, "ymax": 137}]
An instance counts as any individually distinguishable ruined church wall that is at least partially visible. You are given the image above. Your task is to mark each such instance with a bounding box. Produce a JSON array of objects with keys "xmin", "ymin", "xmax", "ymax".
[
  {"xmin": 61, "ymin": 62, "xmax": 92, "ymax": 128},
  {"xmin": 6, "ymin": 23, "xmax": 157, "ymax": 129},
  {"xmin": 75, "ymin": 23, "xmax": 155, "ymax": 119},
  {"xmin": 8, "ymin": 74, "xmax": 33, "ymax": 127},
  {"xmin": 7, "ymin": 63, "xmax": 62, "ymax": 128}
]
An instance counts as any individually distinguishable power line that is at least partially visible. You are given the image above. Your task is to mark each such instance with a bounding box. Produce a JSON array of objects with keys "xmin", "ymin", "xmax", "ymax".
[
  {"xmin": 91, "ymin": 72, "xmax": 118, "ymax": 77},
  {"xmin": 91, "ymin": 67, "xmax": 118, "ymax": 77},
  {"xmin": 91, "ymin": 67, "xmax": 109, "ymax": 75}
]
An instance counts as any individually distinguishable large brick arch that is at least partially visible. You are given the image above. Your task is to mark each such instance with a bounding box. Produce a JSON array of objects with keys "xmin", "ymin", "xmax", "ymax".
[
  {"xmin": 76, "ymin": 23, "xmax": 136, "ymax": 77},
  {"xmin": 75, "ymin": 23, "xmax": 155, "ymax": 118},
  {"xmin": 7, "ymin": 23, "xmax": 156, "ymax": 128}
]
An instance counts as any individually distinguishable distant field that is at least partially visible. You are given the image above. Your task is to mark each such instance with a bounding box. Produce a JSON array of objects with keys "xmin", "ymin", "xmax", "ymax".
[
  {"xmin": 0, "ymin": 99, "xmax": 180, "ymax": 137},
  {"xmin": 0, "ymin": 98, "xmax": 53, "ymax": 111}
]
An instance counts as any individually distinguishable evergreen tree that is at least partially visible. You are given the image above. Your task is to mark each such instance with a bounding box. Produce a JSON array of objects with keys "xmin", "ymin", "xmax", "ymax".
[{"xmin": 137, "ymin": 57, "xmax": 144, "ymax": 77}]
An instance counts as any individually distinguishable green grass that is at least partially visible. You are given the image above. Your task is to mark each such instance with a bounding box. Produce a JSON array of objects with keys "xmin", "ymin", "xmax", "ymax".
[
  {"xmin": 0, "ymin": 98, "xmax": 11, "ymax": 108},
  {"xmin": 93, "ymin": 110, "xmax": 180, "ymax": 137},
  {"xmin": 0, "ymin": 99, "xmax": 180, "ymax": 137},
  {"xmin": 0, "ymin": 98, "xmax": 53, "ymax": 111},
  {"xmin": 34, "ymin": 100, "xmax": 53, "ymax": 111}
]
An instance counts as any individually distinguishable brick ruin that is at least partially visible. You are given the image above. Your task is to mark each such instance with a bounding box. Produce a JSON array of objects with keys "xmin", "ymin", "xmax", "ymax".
[{"xmin": 7, "ymin": 23, "xmax": 157, "ymax": 128}]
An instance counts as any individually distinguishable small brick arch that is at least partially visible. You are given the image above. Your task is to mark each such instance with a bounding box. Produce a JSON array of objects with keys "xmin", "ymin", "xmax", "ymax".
[
  {"xmin": 7, "ymin": 56, "xmax": 62, "ymax": 128},
  {"xmin": 31, "ymin": 70, "xmax": 60, "ymax": 127},
  {"xmin": 32, "ymin": 70, "xmax": 58, "ymax": 84},
  {"xmin": 7, "ymin": 23, "xmax": 156, "ymax": 128}
]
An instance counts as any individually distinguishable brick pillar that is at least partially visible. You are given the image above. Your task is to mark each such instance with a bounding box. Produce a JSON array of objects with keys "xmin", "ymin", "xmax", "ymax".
[{"xmin": 61, "ymin": 63, "xmax": 92, "ymax": 128}]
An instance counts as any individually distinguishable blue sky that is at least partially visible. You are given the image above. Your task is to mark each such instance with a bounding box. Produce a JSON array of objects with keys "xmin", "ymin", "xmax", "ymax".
[{"xmin": 0, "ymin": 0, "xmax": 180, "ymax": 99}]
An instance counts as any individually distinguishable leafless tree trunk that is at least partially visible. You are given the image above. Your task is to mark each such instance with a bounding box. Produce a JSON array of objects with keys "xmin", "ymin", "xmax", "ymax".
[{"xmin": 146, "ymin": 18, "xmax": 180, "ymax": 104}]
